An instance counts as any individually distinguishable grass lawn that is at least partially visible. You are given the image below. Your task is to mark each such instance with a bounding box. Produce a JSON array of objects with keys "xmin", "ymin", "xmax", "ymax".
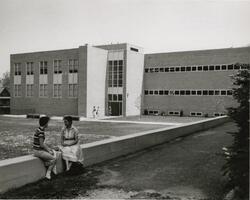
[{"xmin": 0, "ymin": 116, "xmax": 168, "ymax": 160}]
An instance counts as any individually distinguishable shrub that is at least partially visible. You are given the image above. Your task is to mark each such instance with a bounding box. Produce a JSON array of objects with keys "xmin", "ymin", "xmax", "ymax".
[{"xmin": 222, "ymin": 64, "xmax": 249, "ymax": 199}]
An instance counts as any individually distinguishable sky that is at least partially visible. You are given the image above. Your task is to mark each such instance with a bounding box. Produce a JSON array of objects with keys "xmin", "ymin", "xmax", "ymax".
[{"xmin": 0, "ymin": 0, "xmax": 250, "ymax": 78}]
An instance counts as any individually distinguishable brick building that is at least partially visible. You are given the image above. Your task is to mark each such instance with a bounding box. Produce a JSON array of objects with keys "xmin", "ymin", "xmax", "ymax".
[
  {"xmin": 10, "ymin": 43, "xmax": 144, "ymax": 117},
  {"xmin": 10, "ymin": 44, "xmax": 250, "ymax": 117},
  {"xmin": 143, "ymin": 47, "xmax": 250, "ymax": 117}
]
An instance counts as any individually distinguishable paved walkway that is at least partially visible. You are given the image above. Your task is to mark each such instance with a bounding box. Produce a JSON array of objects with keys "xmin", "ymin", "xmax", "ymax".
[{"xmin": 1, "ymin": 122, "xmax": 235, "ymax": 199}]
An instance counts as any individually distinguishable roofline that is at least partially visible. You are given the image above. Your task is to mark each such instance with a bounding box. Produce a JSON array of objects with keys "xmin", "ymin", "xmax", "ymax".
[
  {"xmin": 10, "ymin": 47, "xmax": 79, "ymax": 56},
  {"xmin": 145, "ymin": 46, "xmax": 250, "ymax": 56}
]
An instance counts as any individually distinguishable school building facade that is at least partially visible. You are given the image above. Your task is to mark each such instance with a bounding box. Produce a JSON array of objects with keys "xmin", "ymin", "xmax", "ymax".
[{"xmin": 10, "ymin": 44, "xmax": 250, "ymax": 117}]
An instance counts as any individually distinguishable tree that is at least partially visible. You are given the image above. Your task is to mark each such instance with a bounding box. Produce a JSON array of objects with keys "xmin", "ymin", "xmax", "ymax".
[
  {"xmin": 1, "ymin": 71, "xmax": 10, "ymax": 90},
  {"xmin": 222, "ymin": 63, "xmax": 249, "ymax": 200}
]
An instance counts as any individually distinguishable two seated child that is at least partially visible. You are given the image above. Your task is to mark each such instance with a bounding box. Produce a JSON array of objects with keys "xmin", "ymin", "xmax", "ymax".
[{"xmin": 33, "ymin": 115, "xmax": 84, "ymax": 179}]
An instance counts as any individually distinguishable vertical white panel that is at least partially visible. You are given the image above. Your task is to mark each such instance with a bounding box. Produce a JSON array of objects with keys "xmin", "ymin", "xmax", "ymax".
[
  {"xmin": 68, "ymin": 73, "xmax": 78, "ymax": 84},
  {"xmin": 53, "ymin": 74, "xmax": 62, "ymax": 84},
  {"xmin": 39, "ymin": 75, "xmax": 48, "ymax": 84},
  {"xmin": 26, "ymin": 75, "xmax": 34, "ymax": 84},
  {"xmin": 14, "ymin": 76, "xmax": 21, "ymax": 84}
]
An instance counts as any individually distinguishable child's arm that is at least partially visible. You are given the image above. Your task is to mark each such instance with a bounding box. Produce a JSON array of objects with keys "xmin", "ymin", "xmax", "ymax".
[{"xmin": 39, "ymin": 137, "xmax": 53, "ymax": 154}]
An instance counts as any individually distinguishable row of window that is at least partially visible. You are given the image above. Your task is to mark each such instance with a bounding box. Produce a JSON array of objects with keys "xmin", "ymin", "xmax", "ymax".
[
  {"xmin": 144, "ymin": 64, "xmax": 249, "ymax": 73},
  {"xmin": 108, "ymin": 94, "xmax": 123, "ymax": 102},
  {"xmin": 14, "ymin": 59, "xmax": 78, "ymax": 75},
  {"xmin": 144, "ymin": 89, "xmax": 233, "ymax": 96},
  {"xmin": 144, "ymin": 109, "xmax": 225, "ymax": 117},
  {"xmin": 14, "ymin": 83, "xmax": 78, "ymax": 98}
]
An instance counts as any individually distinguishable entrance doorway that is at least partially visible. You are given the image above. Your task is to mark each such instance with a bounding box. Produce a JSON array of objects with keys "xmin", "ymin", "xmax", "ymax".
[{"xmin": 108, "ymin": 102, "xmax": 122, "ymax": 116}]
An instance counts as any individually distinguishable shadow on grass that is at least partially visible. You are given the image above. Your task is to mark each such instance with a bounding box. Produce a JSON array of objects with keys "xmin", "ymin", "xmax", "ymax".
[{"xmin": 0, "ymin": 164, "xmax": 103, "ymax": 199}]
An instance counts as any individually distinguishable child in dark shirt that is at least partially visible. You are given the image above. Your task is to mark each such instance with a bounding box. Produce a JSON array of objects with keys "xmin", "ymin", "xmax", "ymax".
[{"xmin": 33, "ymin": 115, "xmax": 56, "ymax": 179}]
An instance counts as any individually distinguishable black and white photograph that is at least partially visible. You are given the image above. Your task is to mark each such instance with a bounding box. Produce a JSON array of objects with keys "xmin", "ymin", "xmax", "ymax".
[{"xmin": 0, "ymin": 0, "xmax": 249, "ymax": 199}]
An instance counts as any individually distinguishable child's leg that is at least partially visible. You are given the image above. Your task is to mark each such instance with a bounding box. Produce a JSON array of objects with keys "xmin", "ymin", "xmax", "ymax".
[
  {"xmin": 34, "ymin": 150, "xmax": 56, "ymax": 179},
  {"xmin": 65, "ymin": 159, "xmax": 72, "ymax": 171}
]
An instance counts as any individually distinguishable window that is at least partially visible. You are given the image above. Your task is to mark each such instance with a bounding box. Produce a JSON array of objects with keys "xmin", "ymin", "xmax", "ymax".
[
  {"xmin": 196, "ymin": 112, "xmax": 202, "ymax": 116},
  {"xmin": 191, "ymin": 90, "xmax": 196, "ymax": 95},
  {"xmin": 154, "ymin": 90, "xmax": 159, "ymax": 95},
  {"xmin": 113, "ymin": 94, "xmax": 117, "ymax": 101},
  {"xmin": 54, "ymin": 60, "xmax": 62, "ymax": 74},
  {"xmin": 175, "ymin": 67, "xmax": 180, "ymax": 72},
  {"xmin": 14, "ymin": 84, "xmax": 21, "ymax": 97},
  {"xmin": 160, "ymin": 68, "xmax": 164, "ymax": 72},
  {"xmin": 145, "ymin": 68, "xmax": 149, "ymax": 73},
  {"xmin": 168, "ymin": 111, "xmax": 180, "ymax": 116},
  {"xmin": 69, "ymin": 84, "xmax": 78, "ymax": 97},
  {"xmin": 26, "ymin": 62, "xmax": 34, "ymax": 75},
  {"xmin": 186, "ymin": 66, "xmax": 191, "ymax": 71},
  {"xmin": 149, "ymin": 90, "xmax": 153, "ymax": 95},
  {"xmin": 155, "ymin": 68, "xmax": 159, "ymax": 72},
  {"xmin": 215, "ymin": 65, "xmax": 221, "ymax": 70},
  {"xmin": 240, "ymin": 65, "xmax": 249, "ymax": 69},
  {"xmin": 108, "ymin": 60, "xmax": 123, "ymax": 87},
  {"xmin": 53, "ymin": 84, "xmax": 62, "ymax": 97},
  {"xmin": 221, "ymin": 65, "xmax": 227, "ymax": 70},
  {"xmin": 159, "ymin": 90, "xmax": 164, "ymax": 95},
  {"xmin": 228, "ymin": 64, "xmax": 233, "ymax": 70},
  {"xmin": 197, "ymin": 90, "xmax": 202, "ymax": 95},
  {"xmin": 214, "ymin": 90, "xmax": 220, "ymax": 95},
  {"xmin": 227, "ymin": 90, "xmax": 233, "ymax": 95},
  {"xmin": 180, "ymin": 90, "xmax": 185, "ymax": 95},
  {"xmin": 69, "ymin": 59, "xmax": 78, "ymax": 73},
  {"xmin": 221, "ymin": 90, "xmax": 227, "ymax": 95},
  {"xmin": 14, "ymin": 63, "xmax": 21, "ymax": 75},
  {"xmin": 39, "ymin": 84, "xmax": 48, "ymax": 97},
  {"xmin": 203, "ymin": 66, "xmax": 208, "ymax": 71},
  {"xmin": 191, "ymin": 66, "xmax": 197, "ymax": 71},
  {"xmin": 185, "ymin": 90, "xmax": 190, "ymax": 95},
  {"xmin": 118, "ymin": 60, "xmax": 123, "ymax": 87},
  {"xmin": 165, "ymin": 67, "xmax": 169, "ymax": 72},
  {"xmin": 190, "ymin": 112, "xmax": 196, "ymax": 116},
  {"xmin": 40, "ymin": 61, "xmax": 48, "ymax": 74},
  {"xmin": 233, "ymin": 64, "xmax": 240, "ymax": 70},
  {"xmin": 26, "ymin": 84, "xmax": 33, "ymax": 97},
  {"xmin": 144, "ymin": 90, "xmax": 149, "ymax": 95},
  {"xmin": 170, "ymin": 67, "xmax": 175, "ymax": 72},
  {"xmin": 108, "ymin": 94, "xmax": 112, "ymax": 101},
  {"xmin": 169, "ymin": 90, "xmax": 174, "ymax": 95},
  {"xmin": 209, "ymin": 65, "xmax": 214, "ymax": 71},
  {"xmin": 130, "ymin": 47, "xmax": 138, "ymax": 52},
  {"xmin": 190, "ymin": 112, "xmax": 203, "ymax": 117},
  {"xmin": 174, "ymin": 90, "xmax": 180, "ymax": 95},
  {"xmin": 118, "ymin": 94, "xmax": 123, "ymax": 101},
  {"xmin": 164, "ymin": 90, "xmax": 169, "ymax": 95},
  {"xmin": 198, "ymin": 66, "xmax": 203, "ymax": 71},
  {"xmin": 181, "ymin": 67, "xmax": 185, "ymax": 72},
  {"xmin": 202, "ymin": 90, "xmax": 208, "ymax": 95},
  {"xmin": 209, "ymin": 90, "xmax": 214, "ymax": 95},
  {"xmin": 150, "ymin": 68, "xmax": 154, "ymax": 73}
]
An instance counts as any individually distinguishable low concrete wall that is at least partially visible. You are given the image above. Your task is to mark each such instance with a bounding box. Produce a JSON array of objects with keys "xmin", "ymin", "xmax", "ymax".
[{"xmin": 0, "ymin": 116, "xmax": 229, "ymax": 193}]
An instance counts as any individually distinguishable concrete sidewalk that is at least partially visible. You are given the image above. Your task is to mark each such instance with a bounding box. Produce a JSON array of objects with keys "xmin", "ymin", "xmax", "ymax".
[{"xmin": 0, "ymin": 122, "xmax": 235, "ymax": 199}]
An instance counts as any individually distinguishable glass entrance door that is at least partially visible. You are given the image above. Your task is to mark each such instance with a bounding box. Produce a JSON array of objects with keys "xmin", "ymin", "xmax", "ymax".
[{"xmin": 108, "ymin": 101, "xmax": 122, "ymax": 116}]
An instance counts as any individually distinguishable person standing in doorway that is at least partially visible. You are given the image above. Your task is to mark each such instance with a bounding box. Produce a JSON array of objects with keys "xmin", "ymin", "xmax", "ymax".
[
  {"xmin": 96, "ymin": 106, "xmax": 99, "ymax": 118},
  {"xmin": 108, "ymin": 106, "xmax": 112, "ymax": 116},
  {"xmin": 92, "ymin": 106, "xmax": 96, "ymax": 118}
]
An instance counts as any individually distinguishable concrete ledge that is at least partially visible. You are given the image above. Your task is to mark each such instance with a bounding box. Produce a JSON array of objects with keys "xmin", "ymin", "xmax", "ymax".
[{"xmin": 0, "ymin": 116, "xmax": 229, "ymax": 193}]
